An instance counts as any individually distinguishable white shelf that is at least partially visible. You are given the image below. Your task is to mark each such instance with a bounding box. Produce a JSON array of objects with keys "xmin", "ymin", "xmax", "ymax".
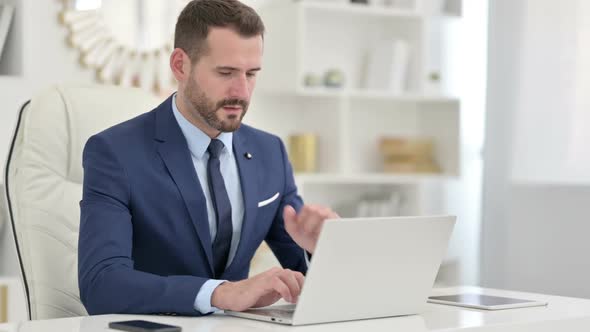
[
  {"xmin": 251, "ymin": 0, "xmax": 465, "ymax": 286},
  {"xmin": 295, "ymin": 173, "xmax": 454, "ymax": 185},
  {"xmin": 290, "ymin": 87, "xmax": 458, "ymax": 103},
  {"xmin": 253, "ymin": 0, "xmax": 460, "ymax": 215},
  {"xmin": 300, "ymin": 1, "xmax": 422, "ymax": 19}
]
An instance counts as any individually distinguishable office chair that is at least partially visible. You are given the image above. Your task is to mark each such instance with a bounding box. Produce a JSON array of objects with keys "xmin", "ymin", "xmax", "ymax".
[{"xmin": 4, "ymin": 85, "xmax": 159, "ymax": 319}]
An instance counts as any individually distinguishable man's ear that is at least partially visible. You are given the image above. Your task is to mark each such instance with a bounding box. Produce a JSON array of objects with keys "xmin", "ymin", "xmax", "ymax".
[{"xmin": 170, "ymin": 48, "xmax": 191, "ymax": 83}]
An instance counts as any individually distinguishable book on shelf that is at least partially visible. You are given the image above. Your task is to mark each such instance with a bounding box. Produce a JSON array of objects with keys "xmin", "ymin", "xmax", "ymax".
[
  {"xmin": 379, "ymin": 137, "xmax": 441, "ymax": 174},
  {"xmin": 363, "ymin": 39, "xmax": 410, "ymax": 94},
  {"xmin": 0, "ymin": 4, "xmax": 15, "ymax": 61}
]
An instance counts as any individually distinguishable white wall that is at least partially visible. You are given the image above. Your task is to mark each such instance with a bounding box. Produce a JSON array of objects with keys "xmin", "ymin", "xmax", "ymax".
[
  {"xmin": 509, "ymin": 1, "xmax": 590, "ymax": 184},
  {"xmin": 482, "ymin": 0, "xmax": 590, "ymax": 298}
]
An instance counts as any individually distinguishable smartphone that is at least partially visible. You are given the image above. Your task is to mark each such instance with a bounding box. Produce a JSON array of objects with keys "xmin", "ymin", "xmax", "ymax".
[{"xmin": 108, "ymin": 320, "xmax": 182, "ymax": 332}]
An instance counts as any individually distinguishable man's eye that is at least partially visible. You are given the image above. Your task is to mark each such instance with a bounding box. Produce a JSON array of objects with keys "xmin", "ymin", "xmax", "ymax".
[
  {"xmin": 246, "ymin": 72, "xmax": 257, "ymax": 78},
  {"xmin": 219, "ymin": 71, "xmax": 232, "ymax": 76}
]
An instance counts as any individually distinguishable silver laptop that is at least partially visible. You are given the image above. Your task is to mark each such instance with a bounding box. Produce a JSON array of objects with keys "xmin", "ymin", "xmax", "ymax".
[{"xmin": 225, "ymin": 215, "xmax": 456, "ymax": 325}]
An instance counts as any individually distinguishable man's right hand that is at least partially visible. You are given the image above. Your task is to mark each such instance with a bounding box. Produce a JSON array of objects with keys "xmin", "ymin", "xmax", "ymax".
[{"xmin": 211, "ymin": 267, "xmax": 305, "ymax": 312}]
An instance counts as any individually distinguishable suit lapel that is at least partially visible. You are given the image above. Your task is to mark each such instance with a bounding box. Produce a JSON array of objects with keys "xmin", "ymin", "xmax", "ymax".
[
  {"xmin": 226, "ymin": 128, "xmax": 259, "ymax": 272},
  {"xmin": 154, "ymin": 97, "xmax": 214, "ymax": 275}
]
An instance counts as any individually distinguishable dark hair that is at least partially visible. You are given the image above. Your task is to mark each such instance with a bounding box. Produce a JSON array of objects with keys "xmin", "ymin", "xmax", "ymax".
[{"xmin": 174, "ymin": 0, "xmax": 265, "ymax": 62}]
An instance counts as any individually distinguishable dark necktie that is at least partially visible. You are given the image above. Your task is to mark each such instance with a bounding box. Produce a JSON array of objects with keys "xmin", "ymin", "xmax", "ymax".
[{"xmin": 207, "ymin": 139, "xmax": 233, "ymax": 278}]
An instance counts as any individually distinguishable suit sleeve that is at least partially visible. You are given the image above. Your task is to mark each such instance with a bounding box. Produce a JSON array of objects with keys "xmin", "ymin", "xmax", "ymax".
[
  {"xmin": 263, "ymin": 137, "xmax": 308, "ymax": 274},
  {"xmin": 78, "ymin": 134, "xmax": 208, "ymax": 316}
]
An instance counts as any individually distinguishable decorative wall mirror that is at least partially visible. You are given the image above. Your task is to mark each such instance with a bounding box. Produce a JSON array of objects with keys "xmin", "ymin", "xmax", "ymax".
[{"xmin": 59, "ymin": 0, "xmax": 189, "ymax": 94}]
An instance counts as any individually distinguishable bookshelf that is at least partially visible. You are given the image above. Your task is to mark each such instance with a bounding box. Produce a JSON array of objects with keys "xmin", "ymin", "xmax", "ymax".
[
  {"xmin": 248, "ymin": 0, "xmax": 460, "ymax": 210},
  {"xmin": 247, "ymin": 0, "xmax": 462, "ymax": 277}
]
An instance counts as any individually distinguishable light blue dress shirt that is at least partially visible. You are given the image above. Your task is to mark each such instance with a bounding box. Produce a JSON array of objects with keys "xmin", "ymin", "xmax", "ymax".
[{"xmin": 171, "ymin": 94, "xmax": 244, "ymax": 314}]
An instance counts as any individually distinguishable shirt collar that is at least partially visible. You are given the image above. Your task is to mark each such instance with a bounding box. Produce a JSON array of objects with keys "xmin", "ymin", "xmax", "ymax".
[{"xmin": 171, "ymin": 93, "xmax": 233, "ymax": 160}]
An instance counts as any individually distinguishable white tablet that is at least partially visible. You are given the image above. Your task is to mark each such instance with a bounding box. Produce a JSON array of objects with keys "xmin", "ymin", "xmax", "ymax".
[{"xmin": 428, "ymin": 293, "xmax": 548, "ymax": 310}]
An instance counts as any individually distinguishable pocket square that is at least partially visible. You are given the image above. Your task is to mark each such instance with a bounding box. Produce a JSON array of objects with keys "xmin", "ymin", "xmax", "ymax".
[{"xmin": 258, "ymin": 192, "xmax": 280, "ymax": 208}]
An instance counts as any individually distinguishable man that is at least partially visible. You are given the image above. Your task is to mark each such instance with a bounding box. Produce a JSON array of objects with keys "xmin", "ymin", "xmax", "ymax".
[{"xmin": 78, "ymin": 0, "xmax": 337, "ymax": 316}]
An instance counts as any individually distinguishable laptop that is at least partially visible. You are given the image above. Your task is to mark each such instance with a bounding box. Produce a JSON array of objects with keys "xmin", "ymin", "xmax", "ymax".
[{"xmin": 225, "ymin": 215, "xmax": 456, "ymax": 325}]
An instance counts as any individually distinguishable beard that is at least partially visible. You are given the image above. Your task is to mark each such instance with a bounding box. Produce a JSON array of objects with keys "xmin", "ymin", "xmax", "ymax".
[{"xmin": 184, "ymin": 75, "xmax": 249, "ymax": 133}]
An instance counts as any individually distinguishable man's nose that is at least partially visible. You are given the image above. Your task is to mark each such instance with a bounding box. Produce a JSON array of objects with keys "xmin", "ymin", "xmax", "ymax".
[{"xmin": 229, "ymin": 74, "xmax": 250, "ymax": 100}]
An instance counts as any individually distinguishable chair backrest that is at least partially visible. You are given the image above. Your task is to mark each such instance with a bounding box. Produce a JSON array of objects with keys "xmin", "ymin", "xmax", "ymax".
[{"xmin": 4, "ymin": 85, "xmax": 160, "ymax": 320}]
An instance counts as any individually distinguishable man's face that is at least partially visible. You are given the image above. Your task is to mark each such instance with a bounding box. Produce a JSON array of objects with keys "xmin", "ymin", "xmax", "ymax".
[{"xmin": 183, "ymin": 27, "xmax": 263, "ymax": 133}]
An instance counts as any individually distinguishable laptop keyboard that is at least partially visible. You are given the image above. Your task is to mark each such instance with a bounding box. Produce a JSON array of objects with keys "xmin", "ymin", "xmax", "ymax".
[{"xmin": 244, "ymin": 304, "xmax": 296, "ymax": 318}]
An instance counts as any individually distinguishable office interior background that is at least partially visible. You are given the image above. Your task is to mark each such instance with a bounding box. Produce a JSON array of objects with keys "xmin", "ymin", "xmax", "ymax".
[{"xmin": 0, "ymin": 0, "xmax": 589, "ymax": 323}]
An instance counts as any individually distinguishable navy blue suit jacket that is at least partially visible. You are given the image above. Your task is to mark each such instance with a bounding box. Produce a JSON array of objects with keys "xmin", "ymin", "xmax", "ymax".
[{"xmin": 78, "ymin": 96, "xmax": 306, "ymax": 315}]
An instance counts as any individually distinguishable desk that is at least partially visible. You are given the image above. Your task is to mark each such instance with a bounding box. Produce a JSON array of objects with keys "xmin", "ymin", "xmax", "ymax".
[{"xmin": 1, "ymin": 287, "xmax": 590, "ymax": 331}]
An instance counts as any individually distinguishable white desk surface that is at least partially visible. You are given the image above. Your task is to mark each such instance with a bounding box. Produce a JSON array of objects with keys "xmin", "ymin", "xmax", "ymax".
[{"xmin": 2, "ymin": 287, "xmax": 590, "ymax": 332}]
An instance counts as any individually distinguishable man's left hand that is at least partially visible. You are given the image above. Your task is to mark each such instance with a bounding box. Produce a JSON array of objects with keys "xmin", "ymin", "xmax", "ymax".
[{"xmin": 283, "ymin": 204, "xmax": 339, "ymax": 254}]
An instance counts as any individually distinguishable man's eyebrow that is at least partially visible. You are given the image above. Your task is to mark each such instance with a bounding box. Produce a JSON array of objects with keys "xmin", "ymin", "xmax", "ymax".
[{"xmin": 215, "ymin": 66, "xmax": 261, "ymax": 72}]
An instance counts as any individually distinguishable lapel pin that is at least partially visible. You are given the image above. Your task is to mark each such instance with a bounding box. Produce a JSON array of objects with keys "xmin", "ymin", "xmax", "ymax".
[{"xmin": 245, "ymin": 152, "xmax": 253, "ymax": 159}]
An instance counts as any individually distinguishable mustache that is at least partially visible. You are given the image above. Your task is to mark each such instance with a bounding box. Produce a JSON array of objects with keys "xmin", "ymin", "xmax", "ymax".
[{"xmin": 216, "ymin": 98, "xmax": 248, "ymax": 110}]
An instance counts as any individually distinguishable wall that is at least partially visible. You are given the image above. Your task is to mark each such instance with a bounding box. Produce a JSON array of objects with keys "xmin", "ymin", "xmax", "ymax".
[{"xmin": 482, "ymin": 0, "xmax": 590, "ymax": 298}]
